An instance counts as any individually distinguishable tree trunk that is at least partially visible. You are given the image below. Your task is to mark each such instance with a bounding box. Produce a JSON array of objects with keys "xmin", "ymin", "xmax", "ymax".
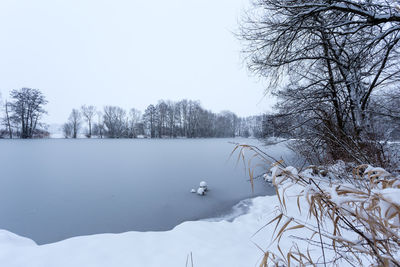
[{"xmin": 5, "ymin": 101, "xmax": 12, "ymax": 139}]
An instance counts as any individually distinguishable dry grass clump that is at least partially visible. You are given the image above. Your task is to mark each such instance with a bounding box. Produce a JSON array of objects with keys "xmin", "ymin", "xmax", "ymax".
[{"xmin": 234, "ymin": 144, "xmax": 400, "ymax": 267}]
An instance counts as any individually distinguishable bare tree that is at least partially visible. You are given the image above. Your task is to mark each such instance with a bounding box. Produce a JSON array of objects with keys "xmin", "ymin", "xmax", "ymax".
[
  {"xmin": 143, "ymin": 104, "xmax": 157, "ymax": 138},
  {"xmin": 68, "ymin": 109, "xmax": 81, "ymax": 138},
  {"xmin": 94, "ymin": 111, "xmax": 105, "ymax": 138},
  {"xmin": 128, "ymin": 108, "xmax": 142, "ymax": 138},
  {"xmin": 155, "ymin": 101, "xmax": 168, "ymax": 138},
  {"xmin": 8, "ymin": 88, "xmax": 48, "ymax": 139},
  {"xmin": 166, "ymin": 101, "xmax": 175, "ymax": 137},
  {"xmin": 179, "ymin": 100, "xmax": 188, "ymax": 137},
  {"xmin": 62, "ymin": 122, "xmax": 73, "ymax": 138},
  {"xmin": 241, "ymin": 0, "xmax": 400, "ymax": 166},
  {"xmin": 4, "ymin": 100, "xmax": 13, "ymax": 139},
  {"xmin": 103, "ymin": 106, "xmax": 127, "ymax": 138},
  {"xmin": 81, "ymin": 105, "xmax": 96, "ymax": 138}
]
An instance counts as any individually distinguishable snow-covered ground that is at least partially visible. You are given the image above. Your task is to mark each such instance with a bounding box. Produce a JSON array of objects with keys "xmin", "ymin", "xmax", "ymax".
[{"xmin": 0, "ymin": 193, "xmax": 282, "ymax": 267}]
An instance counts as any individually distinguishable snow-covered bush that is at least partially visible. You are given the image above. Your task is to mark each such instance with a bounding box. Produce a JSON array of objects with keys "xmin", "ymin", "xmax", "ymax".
[
  {"xmin": 234, "ymin": 144, "xmax": 400, "ymax": 266},
  {"xmin": 261, "ymin": 162, "xmax": 400, "ymax": 266}
]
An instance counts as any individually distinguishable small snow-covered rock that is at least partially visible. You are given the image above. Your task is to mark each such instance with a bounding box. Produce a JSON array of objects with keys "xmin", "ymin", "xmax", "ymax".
[
  {"xmin": 190, "ymin": 189, "xmax": 196, "ymax": 193},
  {"xmin": 199, "ymin": 181, "xmax": 208, "ymax": 191},
  {"xmin": 197, "ymin": 187, "xmax": 205, "ymax": 195}
]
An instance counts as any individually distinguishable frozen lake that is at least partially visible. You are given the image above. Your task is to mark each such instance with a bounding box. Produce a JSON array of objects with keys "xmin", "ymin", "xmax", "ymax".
[{"xmin": 0, "ymin": 138, "xmax": 295, "ymax": 245}]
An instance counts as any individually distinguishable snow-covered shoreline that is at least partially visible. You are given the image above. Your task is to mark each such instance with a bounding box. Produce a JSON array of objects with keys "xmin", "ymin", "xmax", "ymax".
[{"xmin": 0, "ymin": 192, "xmax": 282, "ymax": 267}]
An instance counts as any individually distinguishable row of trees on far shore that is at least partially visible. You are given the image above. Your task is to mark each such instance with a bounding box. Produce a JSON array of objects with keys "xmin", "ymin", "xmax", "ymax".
[
  {"xmin": 0, "ymin": 88, "xmax": 268, "ymax": 139},
  {"xmin": 63, "ymin": 100, "xmax": 266, "ymax": 139}
]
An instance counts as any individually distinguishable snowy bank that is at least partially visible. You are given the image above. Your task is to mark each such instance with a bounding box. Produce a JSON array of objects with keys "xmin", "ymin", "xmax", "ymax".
[{"xmin": 0, "ymin": 193, "xmax": 285, "ymax": 267}]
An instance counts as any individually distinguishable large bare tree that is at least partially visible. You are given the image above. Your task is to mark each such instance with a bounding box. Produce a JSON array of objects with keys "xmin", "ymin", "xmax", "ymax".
[{"xmin": 241, "ymin": 0, "xmax": 400, "ymax": 165}]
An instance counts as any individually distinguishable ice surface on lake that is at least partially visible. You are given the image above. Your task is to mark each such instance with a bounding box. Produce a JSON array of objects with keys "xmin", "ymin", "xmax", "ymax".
[{"xmin": 0, "ymin": 138, "xmax": 295, "ymax": 244}]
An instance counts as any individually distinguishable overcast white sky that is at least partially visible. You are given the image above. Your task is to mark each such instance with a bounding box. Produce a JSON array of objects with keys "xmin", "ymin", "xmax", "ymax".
[{"xmin": 0, "ymin": 0, "xmax": 274, "ymax": 124}]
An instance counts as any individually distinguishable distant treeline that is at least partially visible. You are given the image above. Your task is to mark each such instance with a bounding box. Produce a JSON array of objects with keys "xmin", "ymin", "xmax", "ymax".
[
  {"xmin": 4, "ymin": 87, "xmax": 364, "ymax": 141},
  {"xmin": 0, "ymin": 87, "xmax": 275, "ymax": 139},
  {"xmin": 63, "ymin": 100, "xmax": 267, "ymax": 139}
]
